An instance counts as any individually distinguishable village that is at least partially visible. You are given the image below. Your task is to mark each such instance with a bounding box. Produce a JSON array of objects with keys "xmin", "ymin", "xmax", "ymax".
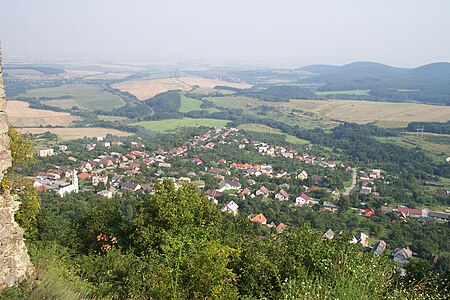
[
  {"xmin": 30, "ymin": 127, "xmax": 450, "ymax": 268},
  {"xmin": 33, "ymin": 127, "xmax": 449, "ymax": 225}
]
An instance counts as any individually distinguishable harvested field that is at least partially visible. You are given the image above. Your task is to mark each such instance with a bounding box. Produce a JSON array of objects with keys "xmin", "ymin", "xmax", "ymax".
[
  {"xmin": 19, "ymin": 127, "xmax": 133, "ymax": 141},
  {"xmin": 42, "ymin": 98, "xmax": 78, "ymax": 110},
  {"xmin": 6, "ymin": 101, "xmax": 78, "ymax": 127},
  {"xmin": 281, "ymin": 100, "xmax": 450, "ymax": 128},
  {"xmin": 112, "ymin": 78, "xmax": 190, "ymax": 100},
  {"xmin": 113, "ymin": 76, "xmax": 251, "ymax": 101}
]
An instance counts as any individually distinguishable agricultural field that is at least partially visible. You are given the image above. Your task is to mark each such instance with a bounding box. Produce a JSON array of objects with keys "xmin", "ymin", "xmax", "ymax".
[
  {"xmin": 17, "ymin": 84, "xmax": 124, "ymax": 111},
  {"xmin": 207, "ymin": 95, "xmax": 337, "ymax": 129},
  {"xmin": 63, "ymin": 70, "xmax": 129, "ymax": 80},
  {"xmin": 237, "ymin": 123, "xmax": 309, "ymax": 144},
  {"xmin": 6, "ymin": 101, "xmax": 78, "ymax": 127},
  {"xmin": 131, "ymin": 118, "xmax": 229, "ymax": 131},
  {"xmin": 207, "ymin": 95, "xmax": 264, "ymax": 111},
  {"xmin": 19, "ymin": 127, "xmax": 133, "ymax": 141},
  {"xmin": 42, "ymin": 98, "xmax": 78, "ymax": 110},
  {"xmin": 112, "ymin": 78, "xmax": 190, "ymax": 100},
  {"xmin": 112, "ymin": 76, "xmax": 251, "ymax": 101},
  {"xmin": 4, "ymin": 68, "xmax": 55, "ymax": 80},
  {"xmin": 280, "ymin": 100, "xmax": 450, "ymax": 128},
  {"xmin": 315, "ymin": 90, "xmax": 370, "ymax": 96}
]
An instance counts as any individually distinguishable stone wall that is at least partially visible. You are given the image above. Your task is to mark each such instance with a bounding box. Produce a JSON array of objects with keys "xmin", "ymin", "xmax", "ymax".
[{"xmin": 0, "ymin": 51, "xmax": 34, "ymax": 289}]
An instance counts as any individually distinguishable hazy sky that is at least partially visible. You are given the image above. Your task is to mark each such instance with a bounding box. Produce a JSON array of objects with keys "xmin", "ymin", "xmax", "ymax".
[{"xmin": 1, "ymin": 0, "xmax": 449, "ymax": 67}]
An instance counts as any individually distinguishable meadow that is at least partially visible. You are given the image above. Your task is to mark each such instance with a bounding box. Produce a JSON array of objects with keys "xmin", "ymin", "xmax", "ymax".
[
  {"xmin": 6, "ymin": 101, "xmax": 78, "ymax": 127},
  {"xmin": 179, "ymin": 94, "xmax": 220, "ymax": 113},
  {"xmin": 131, "ymin": 118, "xmax": 229, "ymax": 131},
  {"xmin": 375, "ymin": 132, "xmax": 450, "ymax": 161},
  {"xmin": 19, "ymin": 127, "xmax": 133, "ymax": 141},
  {"xmin": 17, "ymin": 84, "xmax": 124, "ymax": 111},
  {"xmin": 237, "ymin": 123, "xmax": 309, "ymax": 144}
]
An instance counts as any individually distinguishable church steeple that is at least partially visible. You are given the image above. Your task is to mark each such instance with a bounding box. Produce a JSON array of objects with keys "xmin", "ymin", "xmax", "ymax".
[{"xmin": 72, "ymin": 169, "xmax": 79, "ymax": 193}]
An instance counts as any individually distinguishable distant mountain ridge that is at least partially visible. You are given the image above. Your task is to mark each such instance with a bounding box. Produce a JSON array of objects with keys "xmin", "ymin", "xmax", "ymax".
[{"xmin": 297, "ymin": 61, "xmax": 450, "ymax": 105}]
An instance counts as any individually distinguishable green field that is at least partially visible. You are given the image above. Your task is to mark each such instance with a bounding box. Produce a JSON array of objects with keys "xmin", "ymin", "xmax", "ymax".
[
  {"xmin": 375, "ymin": 132, "xmax": 450, "ymax": 161},
  {"xmin": 315, "ymin": 90, "xmax": 370, "ymax": 96},
  {"xmin": 237, "ymin": 123, "xmax": 309, "ymax": 144},
  {"xmin": 179, "ymin": 94, "xmax": 220, "ymax": 113},
  {"xmin": 18, "ymin": 84, "xmax": 124, "ymax": 111},
  {"xmin": 131, "ymin": 118, "xmax": 229, "ymax": 131}
]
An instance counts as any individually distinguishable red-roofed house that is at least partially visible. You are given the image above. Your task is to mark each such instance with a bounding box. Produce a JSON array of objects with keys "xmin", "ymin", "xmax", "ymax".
[
  {"xmin": 249, "ymin": 213, "xmax": 267, "ymax": 225},
  {"xmin": 295, "ymin": 193, "xmax": 310, "ymax": 207},
  {"xmin": 365, "ymin": 208, "xmax": 376, "ymax": 217},
  {"xmin": 276, "ymin": 223, "xmax": 286, "ymax": 233},
  {"xmin": 78, "ymin": 172, "xmax": 91, "ymax": 180},
  {"xmin": 397, "ymin": 206, "xmax": 422, "ymax": 217},
  {"xmin": 193, "ymin": 157, "xmax": 203, "ymax": 165}
]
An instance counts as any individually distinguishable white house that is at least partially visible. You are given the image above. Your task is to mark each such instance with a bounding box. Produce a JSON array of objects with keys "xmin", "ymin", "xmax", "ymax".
[
  {"xmin": 295, "ymin": 193, "xmax": 310, "ymax": 207},
  {"xmin": 221, "ymin": 201, "xmax": 239, "ymax": 215},
  {"xmin": 275, "ymin": 189, "xmax": 289, "ymax": 201},
  {"xmin": 218, "ymin": 180, "xmax": 241, "ymax": 192}
]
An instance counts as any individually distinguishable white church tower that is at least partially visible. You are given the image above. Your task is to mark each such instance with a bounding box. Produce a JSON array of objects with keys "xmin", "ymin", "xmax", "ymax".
[{"xmin": 72, "ymin": 169, "xmax": 79, "ymax": 193}]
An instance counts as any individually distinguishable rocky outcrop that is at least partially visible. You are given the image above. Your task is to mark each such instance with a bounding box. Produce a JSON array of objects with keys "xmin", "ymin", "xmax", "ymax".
[{"xmin": 0, "ymin": 45, "xmax": 34, "ymax": 289}]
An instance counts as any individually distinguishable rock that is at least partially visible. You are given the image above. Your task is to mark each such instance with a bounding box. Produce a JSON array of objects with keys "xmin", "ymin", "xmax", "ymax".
[{"xmin": 0, "ymin": 50, "xmax": 34, "ymax": 290}]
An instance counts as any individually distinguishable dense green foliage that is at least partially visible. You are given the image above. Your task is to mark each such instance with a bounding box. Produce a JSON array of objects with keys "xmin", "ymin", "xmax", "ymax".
[
  {"xmin": 1, "ymin": 181, "xmax": 447, "ymax": 299},
  {"xmin": 407, "ymin": 121, "xmax": 450, "ymax": 134}
]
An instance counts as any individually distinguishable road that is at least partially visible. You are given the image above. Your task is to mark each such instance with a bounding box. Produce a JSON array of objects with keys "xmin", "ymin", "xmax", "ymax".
[{"xmin": 343, "ymin": 168, "xmax": 357, "ymax": 196}]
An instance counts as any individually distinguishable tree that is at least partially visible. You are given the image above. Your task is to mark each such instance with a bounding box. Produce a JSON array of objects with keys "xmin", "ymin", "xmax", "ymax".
[{"xmin": 15, "ymin": 183, "xmax": 41, "ymax": 239}]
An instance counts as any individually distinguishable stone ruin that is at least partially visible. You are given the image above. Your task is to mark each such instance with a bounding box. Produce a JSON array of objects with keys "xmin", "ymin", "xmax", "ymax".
[{"xmin": 0, "ymin": 43, "xmax": 34, "ymax": 289}]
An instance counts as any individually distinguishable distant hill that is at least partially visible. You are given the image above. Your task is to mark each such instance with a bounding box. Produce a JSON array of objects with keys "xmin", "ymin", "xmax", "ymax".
[
  {"xmin": 298, "ymin": 61, "xmax": 450, "ymax": 105},
  {"xmin": 409, "ymin": 62, "xmax": 450, "ymax": 76}
]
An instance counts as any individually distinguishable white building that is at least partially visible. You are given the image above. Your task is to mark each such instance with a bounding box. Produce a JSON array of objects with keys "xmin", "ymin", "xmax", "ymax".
[
  {"xmin": 37, "ymin": 148, "xmax": 54, "ymax": 157},
  {"xmin": 57, "ymin": 170, "xmax": 79, "ymax": 197},
  {"xmin": 221, "ymin": 201, "xmax": 239, "ymax": 215}
]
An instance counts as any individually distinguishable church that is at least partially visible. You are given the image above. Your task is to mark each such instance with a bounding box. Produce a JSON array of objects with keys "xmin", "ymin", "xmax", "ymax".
[{"xmin": 57, "ymin": 170, "xmax": 79, "ymax": 197}]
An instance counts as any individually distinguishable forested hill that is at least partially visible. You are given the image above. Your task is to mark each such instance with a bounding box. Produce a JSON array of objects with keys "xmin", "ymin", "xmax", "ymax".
[{"xmin": 299, "ymin": 61, "xmax": 450, "ymax": 105}]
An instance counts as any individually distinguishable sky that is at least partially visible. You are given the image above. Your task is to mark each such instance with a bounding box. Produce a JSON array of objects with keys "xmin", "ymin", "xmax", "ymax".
[{"xmin": 1, "ymin": 0, "xmax": 450, "ymax": 67}]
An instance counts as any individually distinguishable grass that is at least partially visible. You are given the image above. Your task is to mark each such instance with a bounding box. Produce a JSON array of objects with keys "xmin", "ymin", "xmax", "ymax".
[
  {"xmin": 375, "ymin": 132, "xmax": 450, "ymax": 161},
  {"xmin": 17, "ymin": 84, "xmax": 124, "ymax": 111},
  {"xmin": 237, "ymin": 124, "xmax": 309, "ymax": 145},
  {"xmin": 19, "ymin": 127, "xmax": 133, "ymax": 141},
  {"xmin": 315, "ymin": 90, "xmax": 370, "ymax": 96},
  {"xmin": 179, "ymin": 94, "xmax": 220, "ymax": 113},
  {"xmin": 131, "ymin": 118, "xmax": 230, "ymax": 131}
]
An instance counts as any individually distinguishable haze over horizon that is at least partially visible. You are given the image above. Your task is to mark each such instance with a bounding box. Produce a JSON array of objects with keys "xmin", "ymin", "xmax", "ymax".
[{"xmin": 1, "ymin": 0, "xmax": 450, "ymax": 68}]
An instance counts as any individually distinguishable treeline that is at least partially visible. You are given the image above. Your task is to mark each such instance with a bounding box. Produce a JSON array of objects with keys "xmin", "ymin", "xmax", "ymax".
[
  {"xmin": 214, "ymin": 85, "xmax": 317, "ymax": 102},
  {"xmin": 407, "ymin": 121, "xmax": 450, "ymax": 134}
]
